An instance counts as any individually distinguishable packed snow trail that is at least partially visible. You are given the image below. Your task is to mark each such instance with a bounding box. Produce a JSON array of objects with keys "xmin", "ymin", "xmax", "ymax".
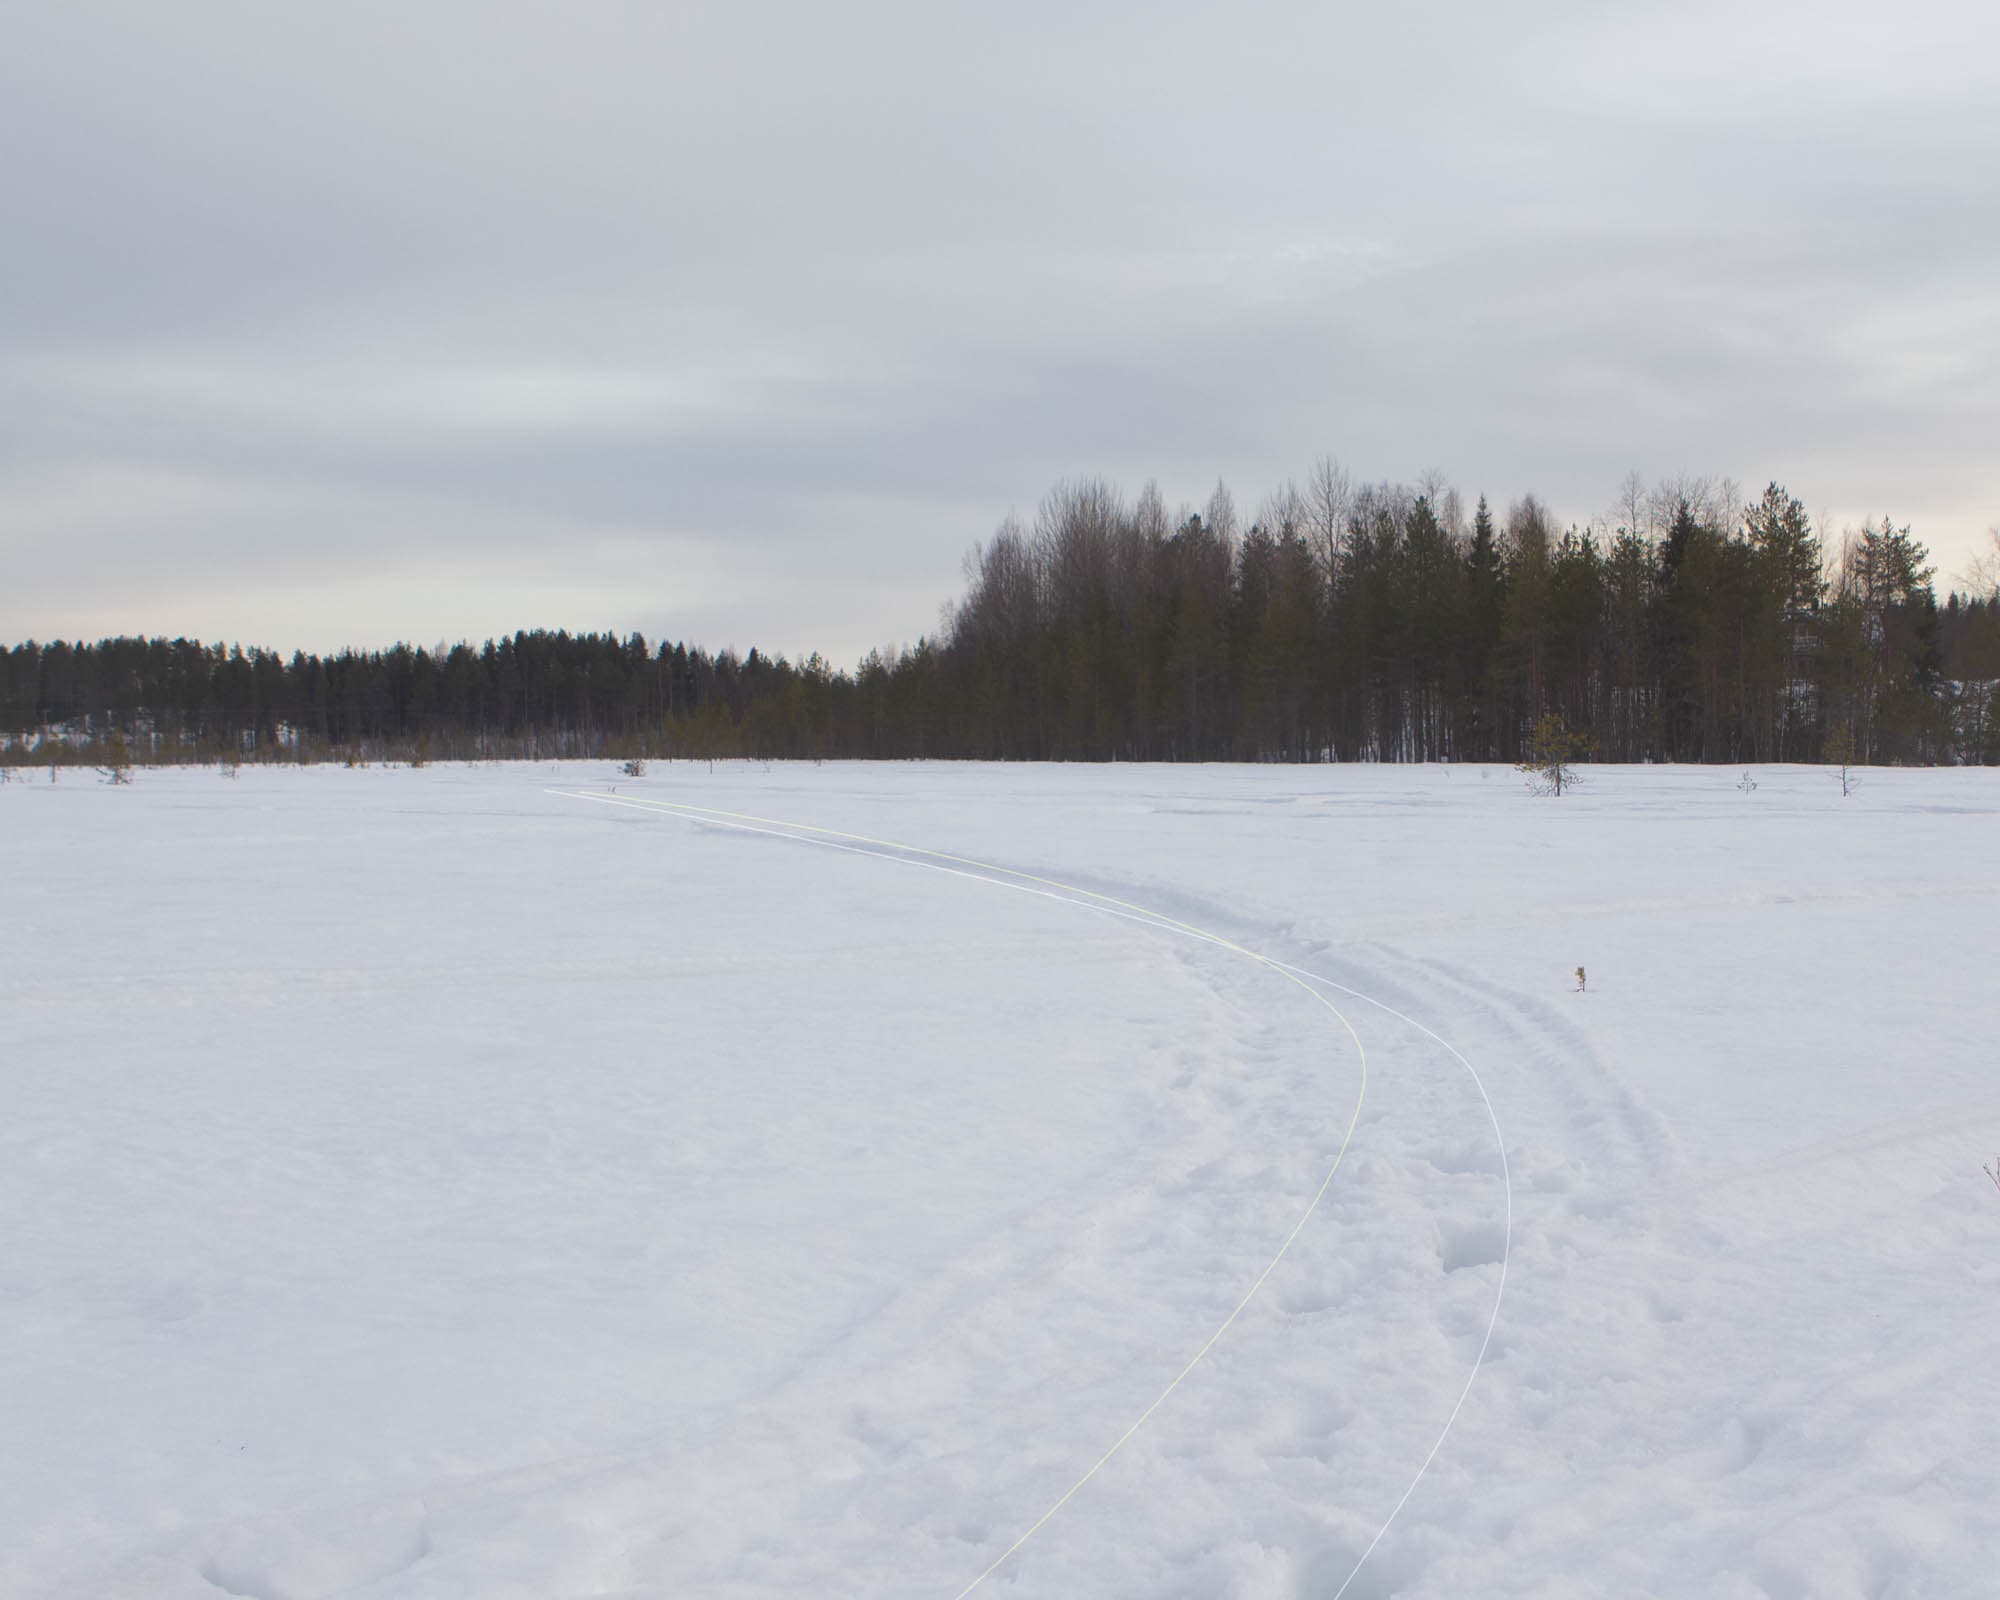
[{"xmin": 554, "ymin": 788, "xmax": 1511, "ymax": 1598}]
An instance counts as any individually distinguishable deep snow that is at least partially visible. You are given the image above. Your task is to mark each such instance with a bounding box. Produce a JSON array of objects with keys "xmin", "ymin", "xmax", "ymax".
[{"xmin": 3, "ymin": 760, "xmax": 1995, "ymax": 1598}]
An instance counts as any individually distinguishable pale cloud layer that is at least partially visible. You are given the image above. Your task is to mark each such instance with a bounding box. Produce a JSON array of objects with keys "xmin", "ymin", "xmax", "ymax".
[{"xmin": 4, "ymin": 0, "xmax": 1997, "ymax": 663}]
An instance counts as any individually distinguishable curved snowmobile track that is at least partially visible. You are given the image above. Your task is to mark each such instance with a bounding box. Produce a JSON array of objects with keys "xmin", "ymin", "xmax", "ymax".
[{"xmin": 553, "ymin": 787, "xmax": 1511, "ymax": 1598}]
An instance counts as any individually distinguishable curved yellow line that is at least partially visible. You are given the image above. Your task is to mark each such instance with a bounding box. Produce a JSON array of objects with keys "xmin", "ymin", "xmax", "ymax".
[{"xmin": 551, "ymin": 788, "xmax": 1368, "ymax": 1596}]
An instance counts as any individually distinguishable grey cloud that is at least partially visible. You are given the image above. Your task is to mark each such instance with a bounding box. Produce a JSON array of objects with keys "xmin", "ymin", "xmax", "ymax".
[{"xmin": 4, "ymin": 0, "xmax": 1997, "ymax": 661}]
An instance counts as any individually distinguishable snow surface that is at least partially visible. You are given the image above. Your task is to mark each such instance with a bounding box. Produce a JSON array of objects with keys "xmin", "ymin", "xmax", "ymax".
[{"xmin": 3, "ymin": 760, "xmax": 1996, "ymax": 1598}]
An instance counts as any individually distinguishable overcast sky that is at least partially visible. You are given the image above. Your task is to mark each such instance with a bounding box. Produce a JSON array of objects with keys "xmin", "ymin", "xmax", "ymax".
[{"xmin": 4, "ymin": 1, "xmax": 1996, "ymax": 666}]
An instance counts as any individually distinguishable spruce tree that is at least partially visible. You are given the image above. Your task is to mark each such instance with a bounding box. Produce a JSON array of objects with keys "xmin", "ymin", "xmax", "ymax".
[{"xmin": 1461, "ymin": 496, "xmax": 1506, "ymax": 759}]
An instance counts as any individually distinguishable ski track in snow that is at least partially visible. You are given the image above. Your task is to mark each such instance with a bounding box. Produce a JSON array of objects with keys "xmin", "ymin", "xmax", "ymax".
[{"xmin": 549, "ymin": 788, "xmax": 1514, "ymax": 1600}]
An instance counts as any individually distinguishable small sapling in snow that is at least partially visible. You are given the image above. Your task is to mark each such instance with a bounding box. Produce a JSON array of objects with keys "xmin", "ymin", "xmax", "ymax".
[
  {"xmin": 1737, "ymin": 771, "xmax": 1758, "ymax": 794},
  {"xmin": 1518, "ymin": 713, "xmax": 1593, "ymax": 795},
  {"xmin": 96, "ymin": 732, "xmax": 134, "ymax": 785},
  {"xmin": 1824, "ymin": 723, "xmax": 1857, "ymax": 797},
  {"xmin": 622, "ymin": 759, "xmax": 647, "ymax": 778},
  {"xmin": 1575, "ymin": 965, "xmax": 1587, "ymax": 993}
]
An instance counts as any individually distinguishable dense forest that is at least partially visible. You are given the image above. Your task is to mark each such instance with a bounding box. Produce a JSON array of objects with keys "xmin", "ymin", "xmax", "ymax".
[{"xmin": 7, "ymin": 468, "xmax": 1999, "ymax": 768}]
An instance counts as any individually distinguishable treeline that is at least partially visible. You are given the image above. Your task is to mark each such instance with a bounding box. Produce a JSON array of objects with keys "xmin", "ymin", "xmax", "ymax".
[
  {"xmin": 6, "ymin": 468, "xmax": 1999, "ymax": 767},
  {"xmin": 929, "ymin": 472, "xmax": 1999, "ymax": 765},
  {"xmin": 0, "ymin": 630, "xmax": 839, "ymax": 765}
]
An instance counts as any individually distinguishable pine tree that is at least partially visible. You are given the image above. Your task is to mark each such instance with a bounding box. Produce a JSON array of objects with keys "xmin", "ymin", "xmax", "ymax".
[{"xmin": 1517, "ymin": 711, "xmax": 1593, "ymax": 795}]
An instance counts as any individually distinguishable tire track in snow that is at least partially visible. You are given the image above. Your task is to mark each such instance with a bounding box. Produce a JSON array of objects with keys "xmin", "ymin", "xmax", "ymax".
[{"xmin": 553, "ymin": 787, "xmax": 1511, "ymax": 1599}]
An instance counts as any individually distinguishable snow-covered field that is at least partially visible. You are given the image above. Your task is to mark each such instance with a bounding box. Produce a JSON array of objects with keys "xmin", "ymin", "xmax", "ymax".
[{"xmin": 4, "ymin": 760, "xmax": 1996, "ymax": 1599}]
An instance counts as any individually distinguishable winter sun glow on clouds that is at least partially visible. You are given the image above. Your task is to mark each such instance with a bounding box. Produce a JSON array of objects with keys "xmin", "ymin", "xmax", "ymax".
[{"xmin": 2, "ymin": 0, "xmax": 1996, "ymax": 666}]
